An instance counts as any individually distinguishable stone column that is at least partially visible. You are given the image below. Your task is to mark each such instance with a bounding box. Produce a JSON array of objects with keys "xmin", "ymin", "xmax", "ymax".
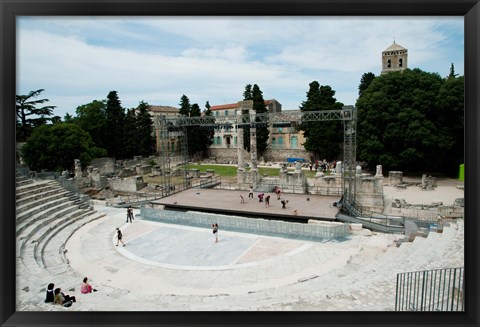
[
  {"xmin": 237, "ymin": 111, "xmax": 245, "ymax": 171},
  {"xmin": 375, "ymin": 165, "xmax": 383, "ymax": 178},
  {"xmin": 250, "ymin": 111, "xmax": 258, "ymax": 171},
  {"xmin": 74, "ymin": 159, "xmax": 82, "ymax": 179}
]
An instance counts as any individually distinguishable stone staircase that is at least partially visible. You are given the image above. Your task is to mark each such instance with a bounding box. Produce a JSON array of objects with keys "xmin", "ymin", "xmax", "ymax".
[{"xmin": 16, "ymin": 173, "xmax": 106, "ymax": 296}]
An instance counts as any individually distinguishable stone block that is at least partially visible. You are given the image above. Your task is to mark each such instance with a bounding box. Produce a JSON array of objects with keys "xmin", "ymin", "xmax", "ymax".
[
  {"xmin": 389, "ymin": 171, "xmax": 403, "ymax": 186},
  {"xmin": 350, "ymin": 223, "xmax": 363, "ymax": 231}
]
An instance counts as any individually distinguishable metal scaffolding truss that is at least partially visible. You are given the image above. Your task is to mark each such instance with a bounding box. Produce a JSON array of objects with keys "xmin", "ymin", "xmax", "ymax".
[
  {"xmin": 153, "ymin": 106, "xmax": 358, "ymax": 208},
  {"xmin": 161, "ymin": 107, "xmax": 355, "ymax": 127}
]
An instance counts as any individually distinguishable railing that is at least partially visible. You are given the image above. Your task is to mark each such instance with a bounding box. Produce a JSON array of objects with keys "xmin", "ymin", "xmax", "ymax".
[
  {"xmin": 111, "ymin": 190, "xmax": 166, "ymax": 207},
  {"xmin": 395, "ymin": 267, "xmax": 464, "ymax": 311},
  {"xmin": 343, "ymin": 199, "xmax": 404, "ymax": 227},
  {"xmin": 141, "ymin": 206, "xmax": 350, "ymax": 241}
]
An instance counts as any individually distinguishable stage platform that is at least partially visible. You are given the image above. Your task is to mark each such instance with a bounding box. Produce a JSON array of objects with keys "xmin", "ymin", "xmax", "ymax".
[{"xmin": 152, "ymin": 188, "xmax": 341, "ymax": 223}]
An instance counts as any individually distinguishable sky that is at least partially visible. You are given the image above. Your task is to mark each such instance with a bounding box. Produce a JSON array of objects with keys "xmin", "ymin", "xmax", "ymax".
[{"xmin": 17, "ymin": 16, "xmax": 464, "ymax": 118}]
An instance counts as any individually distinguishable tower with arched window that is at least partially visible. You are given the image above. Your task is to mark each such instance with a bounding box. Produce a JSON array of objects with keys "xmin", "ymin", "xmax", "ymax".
[{"xmin": 381, "ymin": 41, "xmax": 408, "ymax": 74}]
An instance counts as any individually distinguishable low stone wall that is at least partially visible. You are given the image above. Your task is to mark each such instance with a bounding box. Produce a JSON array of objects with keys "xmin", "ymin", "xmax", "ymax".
[
  {"xmin": 208, "ymin": 148, "xmax": 310, "ymax": 163},
  {"xmin": 90, "ymin": 157, "xmax": 116, "ymax": 175},
  {"xmin": 356, "ymin": 177, "xmax": 384, "ymax": 213},
  {"xmin": 390, "ymin": 199, "xmax": 464, "ymax": 220},
  {"xmin": 109, "ymin": 176, "xmax": 146, "ymax": 192},
  {"xmin": 141, "ymin": 206, "xmax": 350, "ymax": 241}
]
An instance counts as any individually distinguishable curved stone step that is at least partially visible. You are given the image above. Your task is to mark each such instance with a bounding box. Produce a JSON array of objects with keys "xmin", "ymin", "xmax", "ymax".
[
  {"xmin": 19, "ymin": 209, "xmax": 101, "ymax": 273},
  {"xmin": 16, "ymin": 189, "xmax": 74, "ymax": 215},
  {"xmin": 17, "ymin": 200, "xmax": 86, "ymax": 238},
  {"xmin": 42, "ymin": 212, "xmax": 106, "ymax": 271},
  {"xmin": 18, "ymin": 205, "xmax": 92, "ymax": 258}
]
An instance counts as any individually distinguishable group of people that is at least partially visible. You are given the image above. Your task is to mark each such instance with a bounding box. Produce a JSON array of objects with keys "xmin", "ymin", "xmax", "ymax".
[
  {"xmin": 309, "ymin": 159, "xmax": 337, "ymax": 173},
  {"xmin": 242, "ymin": 186, "xmax": 289, "ymax": 209},
  {"xmin": 44, "ymin": 277, "xmax": 97, "ymax": 307}
]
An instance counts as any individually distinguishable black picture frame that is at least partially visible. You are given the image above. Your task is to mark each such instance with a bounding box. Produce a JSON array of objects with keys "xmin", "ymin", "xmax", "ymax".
[{"xmin": 1, "ymin": 0, "xmax": 478, "ymax": 326}]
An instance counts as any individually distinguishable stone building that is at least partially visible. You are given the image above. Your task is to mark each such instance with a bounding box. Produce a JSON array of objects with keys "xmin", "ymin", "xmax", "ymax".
[
  {"xmin": 207, "ymin": 100, "xmax": 308, "ymax": 162},
  {"xmin": 148, "ymin": 105, "xmax": 181, "ymax": 154},
  {"xmin": 381, "ymin": 41, "xmax": 408, "ymax": 74},
  {"xmin": 147, "ymin": 100, "xmax": 308, "ymax": 162}
]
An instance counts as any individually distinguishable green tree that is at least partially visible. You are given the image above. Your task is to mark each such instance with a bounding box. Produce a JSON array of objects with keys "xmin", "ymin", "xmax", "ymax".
[
  {"xmin": 300, "ymin": 81, "xmax": 344, "ymax": 161},
  {"xmin": 242, "ymin": 84, "xmax": 253, "ymax": 152},
  {"xmin": 179, "ymin": 95, "xmax": 191, "ymax": 116},
  {"xmin": 204, "ymin": 101, "xmax": 212, "ymax": 116},
  {"xmin": 435, "ymin": 74, "xmax": 464, "ymax": 174},
  {"xmin": 135, "ymin": 101, "xmax": 155, "ymax": 157},
  {"xmin": 123, "ymin": 108, "xmax": 138, "ymax": 158},
  {"xmin": 251, "ymin": 84, "xmax": 270, "ymax": 155},
  {"xmin": 178, "ymin": 96, "xmax": 212, "ymax": 157},
  {"xmin": 356, "ymin": 68, "xmax": 462, "ymax": 174},
  {"xmin": 105, "ymin": 91, "xmax": 125, "ymax": 159},
  {"xmin": 21, "ymin": 123, "xmax": 106, "ymax": 172},
  {"xmin": 243, "ymin": 84, "xmax": 253, "ymax": 100},
  {"xmin": 447, "ymin": 63, "xmax": 458, "ymax": 79},
  {"xmin": 73, "ymin": 100, "xmax": 108, "ymax": 150},
  {"xmin": 358, "ymin": 72, "xmax": 376, "ymax": 97},
  {"xmin": 16, "ymin": 89, "xmax": 56, "ymax": 141}
]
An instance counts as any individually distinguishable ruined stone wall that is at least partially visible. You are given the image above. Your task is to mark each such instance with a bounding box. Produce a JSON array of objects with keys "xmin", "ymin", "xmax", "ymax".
[
  {"xmin": 390, "ymin": 199, "xmax": 464, "ymax": 220},
  {"xmin": 355, "ymin": 177, "xmax": 384, "ymax": 213},
  {"xmin": 208, "ymin": 148, "xmax": 310, "ymax": 163},
  {"xmin": 108, "ymin": 176, "xmax": 146, "ymax": 192},
  {"xmin": 90, "ymin": 157, "xmax": 116, "ymax": 175}
]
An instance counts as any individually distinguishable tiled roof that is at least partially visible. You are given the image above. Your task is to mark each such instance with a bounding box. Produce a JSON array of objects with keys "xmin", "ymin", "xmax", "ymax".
[
  {"xmin": 211, "ymin": 100, "xmax": 275, "ymax": 111},
  {"xmin": 149, "ymin": 106, "xmax": 179, "ymax": 113},
  {"xmin": 383, "ymin": 42, "xmax": 407, "ymax": 52},
  {"xmin": 210, "ymin": 103, "xmax": 239, "ymax": 110}
]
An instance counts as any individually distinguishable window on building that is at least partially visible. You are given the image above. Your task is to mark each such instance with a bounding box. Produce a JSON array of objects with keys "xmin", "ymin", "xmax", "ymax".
[
  {"xmin": 278, "ymin": 128, "xmax": 283, "ymax": 132},
  {"xmin": 215, "ymin": 111, "xmax": 219, "ymax": 117},
  {"xmin": 278, "ymin": 136, "xmax": 283, "ymax": 145},
  {"xmin": 387, "ymin": 59, "xmax": 391, "ymax": 68},
  {"xmin": 399, "ymin": 58, "xmax": 403, "ymax": 67},
  {"xmin": 225, "ymin": 110, "xmax": 228, "ymax": 116},
  {"xmin": 216, "ymin": 136, "xmax": 221, "ymax": 145},
  {"xmin": 291, "ymin": 136, "xmax": 298, "ymax": 149},
  {"xmin": 234, "ymin": 136, "xmax": 237, "ymax": 145}
]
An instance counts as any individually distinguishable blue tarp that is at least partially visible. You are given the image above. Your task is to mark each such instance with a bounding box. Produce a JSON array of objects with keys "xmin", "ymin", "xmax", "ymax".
[{"xmin": 286, "ymin": 158, "xmax": 306, "ymax": 163}]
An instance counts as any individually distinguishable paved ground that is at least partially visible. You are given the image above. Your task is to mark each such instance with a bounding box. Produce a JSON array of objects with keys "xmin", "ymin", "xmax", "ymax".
[{"xmin": 17, "ymin": 176, "xmax": 464, "ymax": 312}]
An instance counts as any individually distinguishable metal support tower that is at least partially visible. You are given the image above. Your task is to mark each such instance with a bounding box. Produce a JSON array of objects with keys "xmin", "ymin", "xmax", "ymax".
[
  {"xmin": 180, "ymin": 126, "xmax": 189, "ymax": 190},
  {"xmin": 153, "ymin": 116, "xmax": 172, "ymax": 197}
]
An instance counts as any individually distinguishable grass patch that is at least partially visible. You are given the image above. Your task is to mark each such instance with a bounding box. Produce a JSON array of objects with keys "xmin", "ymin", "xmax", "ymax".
[{"xmin": 187, "ymin": 164, "xmax": 282, "ymax": 177}]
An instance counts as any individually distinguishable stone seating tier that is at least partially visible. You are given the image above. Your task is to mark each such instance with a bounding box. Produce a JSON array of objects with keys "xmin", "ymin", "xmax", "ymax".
[
  {"xmin": 16, "ymin": 180, "xmax": 58, "ymax": 198},
  {"xmin": 18, "ymin": 204, "xmax": 94, "ymax": 257},
  {"xmin": 15, "ymin": 175, "xmax": 106, "ymax": 303},
  {"xmin": 16, "ymin": 190, "xmax": 74, "ymax": 220},
  {"xmin": 17, "ymin": 199, "xmax": 89, "ymax": 238}
]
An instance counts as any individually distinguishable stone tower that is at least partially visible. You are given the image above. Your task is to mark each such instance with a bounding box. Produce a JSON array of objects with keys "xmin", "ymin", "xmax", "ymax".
[{"xmin": 381, "ymin": 41, "xmax": 408, "ymax": 74}]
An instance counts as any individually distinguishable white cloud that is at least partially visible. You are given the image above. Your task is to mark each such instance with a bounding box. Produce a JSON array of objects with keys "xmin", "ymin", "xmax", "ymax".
[{"xmin": 17, "ymin": 16, "xmax": 464, "ymax": 117}]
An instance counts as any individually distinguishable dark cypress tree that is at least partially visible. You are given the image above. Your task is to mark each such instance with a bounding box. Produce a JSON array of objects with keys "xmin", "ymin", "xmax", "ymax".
[
  {"xmin": 251, "ymin": 84, "xmax": 270, "ymax": 155},
  {"xmin": 105, "ymin": 91, "xmax": 125, "ymax": 159},
  {"xmin": 204, "ymin": 101, "xmax": 212, "ymax": 115},
  {"xmin": 136, "ymin": 101, "xmax": 155, "ymax": 156},
  {"xmin": 179, "ymin": 94, "xmax": 191, "ymax": 116},
  {"xmin": 123, "ymin": 108, "xmax": 138, "ymax": 158}
]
